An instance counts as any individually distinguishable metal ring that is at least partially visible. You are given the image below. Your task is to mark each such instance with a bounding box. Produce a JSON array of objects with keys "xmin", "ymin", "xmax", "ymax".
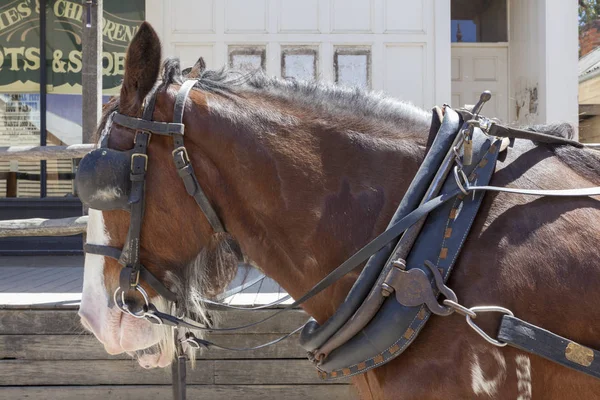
[
  {"xmin": 442, "ymin": 299, "xmax": 477, "ymax": 318},
  {"xmin": 453, "ymin": 166, "xmax": 470, "ymax": 195},
  {"xmin": 113, "ymin": 286, "xmax": 151, "ymax": 318},
  {"xmin": 181, "ymin": 337, "xmax": 201, "ymax": 349},
  {"xmin": 466, "ymin": 306, "xmax": 514, "ymax": 347}
]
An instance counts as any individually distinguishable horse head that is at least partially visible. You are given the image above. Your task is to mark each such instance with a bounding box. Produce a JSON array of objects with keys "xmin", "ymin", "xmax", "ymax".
[{"xmin": 77, "ymin": 22, "xmax": 240, "ymax": 368}]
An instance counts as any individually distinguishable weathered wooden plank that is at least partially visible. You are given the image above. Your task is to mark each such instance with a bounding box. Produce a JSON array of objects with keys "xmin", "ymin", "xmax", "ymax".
[
  {"xmin": 0, "ymin": 144, "xmax": 95, "ymax": 162},
  {"xmin": 0, "ymin": 385, "xmax": 357, "ymax": 400},
  {"xmin": 0, "ymin": 309, "xmax": 308, "ymax": 334},
  {"xmin": 580, "ymin": 104, "xmax": 600, "ymax": 117},
  {"xmin": 0, "ymin": 334, "xmax": 307, "ymax": 360},
  {"xmin": 0, "ymin": 216, "xmax": 88, "ymax": 238},
  {"xmin": 0, "ymin": 310, "xmax": 83, "ymax": 334},
  {"xmin": 214, "ymin": 359, "xmax": 349, "ymax": 385},
  {"xmin": 0, "ymin": 359, "xmax": 340, "ymax": 386},
  {"xmin": 0, "ymin": 360, "xmax": 213, "ymax": 386}
]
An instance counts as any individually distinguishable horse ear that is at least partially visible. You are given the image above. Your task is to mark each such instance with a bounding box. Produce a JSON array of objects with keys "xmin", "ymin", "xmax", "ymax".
[
  {"xmin": 186, "ymin": 57, "xmax": 207, "ymax": 79},
  {"xmin": 119, "ymin": 21, "xmax": 162, "ymax": 115}
]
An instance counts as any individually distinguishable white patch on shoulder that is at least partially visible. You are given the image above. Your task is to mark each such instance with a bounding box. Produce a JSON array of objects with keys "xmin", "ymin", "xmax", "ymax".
[
  {"xmin": 79, "ymin": 209, "xmax": 110, "ymax": 334},
  {"xmin": 470, "ymin": 348, "xmax": 507, "ymax": 397},
  {"xmin": 516, "ymin": 355, "xmax": 532, "ymax": 400}
]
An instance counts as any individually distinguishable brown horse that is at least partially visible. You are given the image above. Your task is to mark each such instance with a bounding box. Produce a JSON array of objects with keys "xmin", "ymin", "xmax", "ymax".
[{"xmin": 78, "ymin": 22, "xmax": 600, "ymax": 399}]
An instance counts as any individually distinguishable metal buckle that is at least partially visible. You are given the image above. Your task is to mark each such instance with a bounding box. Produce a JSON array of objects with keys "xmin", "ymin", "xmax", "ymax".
[
  {"xmin": 134, "ymin": 131, "xmax": 152, "ymax": 145},
  {"xmin": 130, "ymin": 153, "xmax": 148, "ymax": 171},
  {"xmin": 129, "ymin": 269, "xmax": 140, "ymax": 288},
  {"xmin": 172, "ymin": 146, "xmax": 190, "ymax": 164}
]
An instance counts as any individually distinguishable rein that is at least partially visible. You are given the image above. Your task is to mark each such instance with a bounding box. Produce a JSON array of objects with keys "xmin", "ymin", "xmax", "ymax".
[{"xmin": 77, "ymin": 85, "xmax": 600, "ymax": 392}]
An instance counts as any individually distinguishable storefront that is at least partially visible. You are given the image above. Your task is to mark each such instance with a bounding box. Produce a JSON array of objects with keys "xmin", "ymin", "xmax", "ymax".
[{"xmin": 0, "ymin": 0, "xmax": 145, "ymax": 254}]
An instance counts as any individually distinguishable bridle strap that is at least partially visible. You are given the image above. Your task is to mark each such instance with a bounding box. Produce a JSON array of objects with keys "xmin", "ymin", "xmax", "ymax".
[
  {"xmin": 118, "ymin": 85, "xmax": 157, "ymax": 291},
  {"xmin": 87, "ymin": 80, "xmax": 225, "ymax": 308},
  {"xmin": 111, "ymin": 80, "xmax": 225, "ymax": 232},
  {"xmin": 112, "ymin": 114, "xmax": 185, "ymax": 135},
  {"xmin": 171, "ymin": 80, "xmax": 225, "ymax": 232},
  {"xmin": 85, "ymin": 243, "xmax": 178, "ymax": 302}
]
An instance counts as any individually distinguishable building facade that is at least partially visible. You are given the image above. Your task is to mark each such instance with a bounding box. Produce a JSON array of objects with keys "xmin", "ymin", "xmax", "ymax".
[
  {"xmin": 0, "ymin": 0, "xmax": 580, "ymax": 253},
  {"xmin": 147, "ymin": 0, "xmax": 579, "ymax": 129}
]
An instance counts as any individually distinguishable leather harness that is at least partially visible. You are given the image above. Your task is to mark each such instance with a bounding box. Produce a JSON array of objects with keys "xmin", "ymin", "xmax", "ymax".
[{"xmin": 76, "ymin": 82, "xmax": 600, "ymax": 392}]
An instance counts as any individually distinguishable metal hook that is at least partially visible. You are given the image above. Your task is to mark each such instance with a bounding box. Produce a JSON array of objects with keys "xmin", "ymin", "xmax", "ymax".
[
  {"xmin": 453, "ymin": 166, "xmax": 470, "ymax": 196},
  {"xmin": 466, "ymin": 306, "xmax": 513, "ymax": 347}
]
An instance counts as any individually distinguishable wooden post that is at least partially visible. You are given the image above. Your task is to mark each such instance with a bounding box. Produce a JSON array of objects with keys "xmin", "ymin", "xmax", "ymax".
[
  {"xmin": 81, "ymin": 0, "xmax": 102, "ymax": 218},
  {"xmin": 6, "ymin": 172, "xmax": 17, "ymax": 198},
  {"xmin": 82, "ymin": 0, "xmax": 103, "ymax": 146}
]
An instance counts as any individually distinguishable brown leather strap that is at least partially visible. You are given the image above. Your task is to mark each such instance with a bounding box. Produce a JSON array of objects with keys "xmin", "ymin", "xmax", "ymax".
[{"xmin": 171, "ymin": 80, "xmax": 225, "ymax": 232}]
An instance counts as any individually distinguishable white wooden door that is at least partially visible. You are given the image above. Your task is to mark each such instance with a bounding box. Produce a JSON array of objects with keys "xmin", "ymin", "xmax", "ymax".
[
  {"xmin": 145, "ymin": 0, "xmax": 452, "ymax": 109},
  {"xmin": 451, "ymin": 46, "xmax": 508, "ymax": 122}
]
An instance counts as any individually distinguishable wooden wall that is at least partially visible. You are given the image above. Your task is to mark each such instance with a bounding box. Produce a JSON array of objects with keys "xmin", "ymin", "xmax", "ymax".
[{"xmin": 0, "ymin": 308, "xmax": 356, "ymax": 400}]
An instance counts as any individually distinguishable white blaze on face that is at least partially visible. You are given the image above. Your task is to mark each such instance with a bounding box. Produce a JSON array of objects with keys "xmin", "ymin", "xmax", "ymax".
[
  {"xmin": 79, "ymin": 209, "xmax": 110, "ymax": 337},
  {"xmin": 78, "ymin": 209, "xmax": 167, "ymax": 364}
]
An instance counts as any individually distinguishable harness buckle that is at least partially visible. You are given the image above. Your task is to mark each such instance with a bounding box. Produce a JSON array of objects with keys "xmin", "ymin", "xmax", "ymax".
[
  {"xmin": 172, "ymin": 146, "xmax": 190, "ymax": 164},
  {"xmin": 134, "ymin": 131, "xmax": 152, "ymax": 145},
  {"xmin": 131, "ymin": 153, "xmax": 148, "ymax": 172},
  {"xmin": 130, "ymin": 269, "xmax": 140, "ymax": 287}
]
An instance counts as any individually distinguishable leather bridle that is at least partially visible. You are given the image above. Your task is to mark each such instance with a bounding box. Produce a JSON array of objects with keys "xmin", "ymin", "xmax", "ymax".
[{"xmin": 82, "ymin": 79, "xmax": 224, "ymax": 325}]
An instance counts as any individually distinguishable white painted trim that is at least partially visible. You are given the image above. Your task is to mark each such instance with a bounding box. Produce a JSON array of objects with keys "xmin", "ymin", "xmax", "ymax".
[
  {"xmin": 145, "ymin": 0, "xmax": 165, "ymax": 42},
  {"xmin": 434, "ymin": 0, "xmax": 451, "ymax": 105},
  {"xmin": 543, "ymin": 0, "xmax": 579, "ymax": 134}
]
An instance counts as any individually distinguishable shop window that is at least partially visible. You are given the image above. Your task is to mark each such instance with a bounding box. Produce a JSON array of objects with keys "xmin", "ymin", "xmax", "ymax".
[
  {"xmin": 451, "ymin": 0, "xmax": 508, "ymax": 43},
  {"xmin": 334, "ymin": 47, "xmax": 371, "ymax": 89},
  {"xmin": 229, "ymin": 46, "xmax": 266, "ymax": 72},
  {"xmin": 0, "ymin": 0, "xmax": 145, "ymax": 197},
  {"xmin": 281, "ymin": 47, "xmax": 318, "ymax": 81}
]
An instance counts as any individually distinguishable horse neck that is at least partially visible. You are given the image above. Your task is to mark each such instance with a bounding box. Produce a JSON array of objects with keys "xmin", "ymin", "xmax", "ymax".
[{"xmin": 188, "ymin": 93, "xmax": 430, "ymax": 322}]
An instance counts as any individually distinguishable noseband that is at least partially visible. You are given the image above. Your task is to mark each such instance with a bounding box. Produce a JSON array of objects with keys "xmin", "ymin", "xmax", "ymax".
[{"xmin": 77, "ymin": 80, "xmax": 224, "ymax": 321}]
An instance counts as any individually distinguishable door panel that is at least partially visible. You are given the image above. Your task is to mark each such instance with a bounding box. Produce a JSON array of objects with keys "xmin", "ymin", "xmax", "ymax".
[{"xmin": 451, "ymin": 46, "xmax": 508, "ymax": 122}]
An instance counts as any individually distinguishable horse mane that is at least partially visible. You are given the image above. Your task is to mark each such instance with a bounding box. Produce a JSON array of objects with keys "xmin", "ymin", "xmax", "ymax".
[
  {"xmin": 98, "ymin": 57, "xmax": 600, "ymax": 187},
  {"xmin": 160, "ymin": 57, "xmax": 432, "ymax": 134}
]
